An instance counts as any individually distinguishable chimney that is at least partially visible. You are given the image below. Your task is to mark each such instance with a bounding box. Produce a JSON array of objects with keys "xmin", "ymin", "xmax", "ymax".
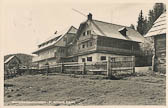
[{"xmin": 87, "ymin": 13, "xmax": 92, "ymax": 20}]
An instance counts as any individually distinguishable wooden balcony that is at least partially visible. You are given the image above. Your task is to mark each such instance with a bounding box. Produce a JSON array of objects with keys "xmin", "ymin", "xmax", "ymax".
[
  {"xmin": 96, "ymin": 46, "xmax": 143, "ymax": 56},
  {"xmin": 32, "ymin": 56, "xmax": 40, "ymax": 62},
  {"xmin": 77, "ymin": 36, "xmax": 93, "ymax": 43},
  {"xmin": 78, "ymin": 45, "xmax": 96, "ymax": 53},
  {"xmin": 66, "ymin": 45, "xmax": 96, "ymax": 56},
  {"xmin": 32, "ymin": 53, "xmax": 56, "ymax": 62}
]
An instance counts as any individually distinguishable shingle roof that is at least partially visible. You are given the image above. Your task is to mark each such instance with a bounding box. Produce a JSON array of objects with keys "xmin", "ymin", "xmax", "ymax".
[
  {"xmin": 91, "ymin": 20, "xmax": 145, "ymax": 43},
  {"xmin": 32, "ymin": 26, "xmax": 77, "ymax": 54},
  {"xmin": 145, "ymin": 12, "xmax": 166, "ymax": 37}
]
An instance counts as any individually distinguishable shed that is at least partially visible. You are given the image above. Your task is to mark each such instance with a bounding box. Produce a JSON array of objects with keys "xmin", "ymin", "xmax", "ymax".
[{"xmin": 145, "ymin": 12, "xmax": 166, "ymax": 73}]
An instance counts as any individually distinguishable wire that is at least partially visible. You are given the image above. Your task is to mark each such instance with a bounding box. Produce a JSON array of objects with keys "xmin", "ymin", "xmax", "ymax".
[{"xmin": 72, "ymin": 8, "xmax": 87, "ymax": 17}]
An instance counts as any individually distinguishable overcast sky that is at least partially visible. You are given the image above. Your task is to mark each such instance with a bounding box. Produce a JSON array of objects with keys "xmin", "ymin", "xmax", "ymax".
[{"xmin": 1, "ymin": 0, "xmax": 157, "ymax": 56}]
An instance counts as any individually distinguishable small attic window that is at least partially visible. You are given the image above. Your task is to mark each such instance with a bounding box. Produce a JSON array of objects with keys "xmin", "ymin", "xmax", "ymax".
[
  {"xmin": 83, "ymin": 32, "xmax": 86, "ymax": 36},
  {"xmin": 118, "ymin": 27, "xmax": 127, "ymax": 36},
  {"xmin": 87, "ymin": 30, "xmax": 91, "ymax": 35}
]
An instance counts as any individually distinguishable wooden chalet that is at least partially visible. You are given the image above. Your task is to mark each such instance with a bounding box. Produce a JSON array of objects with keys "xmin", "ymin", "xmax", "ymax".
[
  {"xmin": 33, "ymin": 13, "xmax": 147, "ymax": 68},
  {"xmin": 32, "ymin": 26, "xmax": 78, "ymax": 67},
  {"xmin": 63, "ymin": 13, "xmax": 146, "ymax": 63},
  {"xmin": 4, "ymin": 55, "xmax": 21, "ymax": 75},
  {"xmin": 145, "ymin": 12, "xmax": 166, "ymax": 73}
]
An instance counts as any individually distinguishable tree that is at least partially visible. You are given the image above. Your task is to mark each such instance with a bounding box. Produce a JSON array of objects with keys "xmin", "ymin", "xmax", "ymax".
[
  {"xmin": 143, "ymin": 17, "xmax": 148, "ymax": 34},
  {"xmin": 137, "ymin": 10, "xmax": 145, "ymax": 35},
  {"xmin": 147, "ymin": 10, "xmax": 155, "ymax": 30},
  {"xmin": 146, "ymin": 3, "xmax": 165, "ymax": 34},
  {"xmin": 136, "ymin": 3, "xmax": 165, "ymax": 36},
  {"xmin": 153, "ymin": 3, "xmax": 164, "ymax": 21},
  {"xmin": 130, "ymin": 24, "xmax": 135, "ymax": 30}
]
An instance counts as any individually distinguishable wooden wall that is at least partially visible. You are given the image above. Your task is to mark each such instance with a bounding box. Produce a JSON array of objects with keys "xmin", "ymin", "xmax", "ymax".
[
  {"xmin": 154, "ymin": 34, "xmax": 166, "ymax": 73},
  {"xmin": 97, "ymin": 36, "xmax": 141, "ymax": 55}
]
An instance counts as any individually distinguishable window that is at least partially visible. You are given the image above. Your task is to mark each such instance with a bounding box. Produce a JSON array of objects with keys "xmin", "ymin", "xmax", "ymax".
[
  {"xmin": 82, "ymin": 58, "xmax": 85, "ymax": 62},
  {"xmin": 111, "ymin": 57, "xmax": 115, "ymax": 62},
  {"xmin": 90, "ymin": 42, "xmax": 93, "ymax": 46},
  {"xmin": 83, "ymin": 32, "xmax": 86, "ymax": 36},
  {"xmin": 87, "ymin": 30, "xmax": 91, "ymax": 35},
  {"xmin": 82, "ymin": 44, "xmax": 85, "ymax": 48},
  {"xmin": 101, "ymin": 56, "xmax": 106, "ymax": 61},
  {"xmin": 87, "ymin": 57, "xmax": 92, "ymax": 61}
]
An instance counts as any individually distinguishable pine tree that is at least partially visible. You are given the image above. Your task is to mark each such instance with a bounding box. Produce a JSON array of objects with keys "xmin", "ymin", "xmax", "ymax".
[
  {"xmin": 153, "ymin": 3, "xmax": 164, "ymax": 21},
  {"xmin": 136, "ymin": 3, "xmax": 165, "ymax": 36},
  {"xmin": 148, "ymin": 10, "xmax": 155, "ymax": 30},
  {"xmin": 143, "ymin": 17, "xmax": 148, "ymax": 34},
  {"xmin": 137, "ymin": 10, "xmax": 145, "ymax": 35}
]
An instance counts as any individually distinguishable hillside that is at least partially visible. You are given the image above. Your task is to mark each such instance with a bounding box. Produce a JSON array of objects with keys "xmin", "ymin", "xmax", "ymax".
[{"xmin": 4, "ymin": 53, "xmax": 34, "ymax": 67}]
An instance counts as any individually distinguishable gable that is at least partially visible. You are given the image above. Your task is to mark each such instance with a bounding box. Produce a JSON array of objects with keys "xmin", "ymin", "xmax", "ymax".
[
  {"xmin": 76, "ymin": 21, "xmax": 94, "ymax": 41},
  {"xmin": 33, "ymin": 26, "xmax": 77, "ymax": 54},
  {"xmin": 4, "ymin": 56, "xmax": 21, "ymax": 64},
  {"xmin": 145, "ymin": 12, "xmax": 166, "ymax": 37},
  {"xmin": 54, "ymin": 26, "xmax": 78, "ymax": 46}
]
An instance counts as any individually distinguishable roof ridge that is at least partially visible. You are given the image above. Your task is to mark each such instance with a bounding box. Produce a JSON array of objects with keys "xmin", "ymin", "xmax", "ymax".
[
  {"xmin": 93, "ymin": 19, "xmax": 130, "ymax": 28},
  {"xmin": 38, "ymin": 26, "xmax": 77, "ymax": 46}
]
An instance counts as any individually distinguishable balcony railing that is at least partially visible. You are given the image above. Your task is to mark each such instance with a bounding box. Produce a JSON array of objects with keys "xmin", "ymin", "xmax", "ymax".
[
  {"xmin": 66, "ymin": 45, "xmax": 96, "ymax": 56},
  {"xmin": 78, "ymin": 34, "xmax": 93, "ymax": 43},
  {"xmin": 96, "ymin": 46, "xmax": 148, "ymax": 56},
  {"xmin": 32, "ymin": 53, "xmax": 55, "ymax": 62}
]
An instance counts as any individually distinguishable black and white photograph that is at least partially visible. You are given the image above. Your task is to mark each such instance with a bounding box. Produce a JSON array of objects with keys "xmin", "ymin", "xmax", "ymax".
[{"xmin": 1, "ymin": 0, "xmax": 167, "ymax": 107}]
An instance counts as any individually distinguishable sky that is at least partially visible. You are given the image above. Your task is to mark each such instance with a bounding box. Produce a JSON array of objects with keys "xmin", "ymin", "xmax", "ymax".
[{"xmin": 1, "ymin": 0, "xmax": 157, "ymax": 56}]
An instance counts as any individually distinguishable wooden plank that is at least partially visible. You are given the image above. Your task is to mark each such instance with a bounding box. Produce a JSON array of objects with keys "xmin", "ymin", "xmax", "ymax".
[
  {"xmin": 107, "ymin": 57, "xmax": 112, "ymax": 77},
  {"xmin": 64, "ymin": 64, "xmax": 83, "ymax": 66},
  {"xmin": 111, "ymin": 67, "xmax": 133, "ymax": 71}
]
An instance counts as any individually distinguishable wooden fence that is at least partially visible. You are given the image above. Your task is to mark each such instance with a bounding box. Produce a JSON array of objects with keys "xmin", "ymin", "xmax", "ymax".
[
  {"xmin": 4, "ymin": 56, "xmax": 135, "ymax": 79},
  {"xmin": 40, "ymin": 56, "xmax": 135, "ymax": 77},
  {"xmin": 107, "ymin": 56, "xmax": 135, "ymax": 76},
  {"xmin": 4, "ymin": 68, "xmax": 39, "ymax": 79}
]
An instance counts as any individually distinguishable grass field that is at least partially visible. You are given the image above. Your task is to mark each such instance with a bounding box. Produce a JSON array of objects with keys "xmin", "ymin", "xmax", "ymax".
[{"xmin": 4, "ymin": 73, "xmax": 166, "ymax": 106}]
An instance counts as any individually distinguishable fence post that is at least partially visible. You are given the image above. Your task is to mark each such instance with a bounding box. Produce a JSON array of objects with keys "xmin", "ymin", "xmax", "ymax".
[
  {"xmin": 46, "ymin": 65, "xmax": 49, "ymax": 76},
  {"xmin": 132, "ymin": 56, "xmax": 135, "ymax": 74},
  {"xmin": 61, "ymin": 63, "xmax": 64, "ymax": 73},
  {"xmin": 14, "ymin": 69, "xmax": 16, "ymax": 77},
  {"xmin": 54, "ymin": 66, "xmax": 56, "ymax": 73},
  {"xmin": 83, "ymin": 62, "xmax": 86, "ymax": 75},
  {"xmin": 107, "ymin": 57, "xmax": 111, "ymax": 77}
]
